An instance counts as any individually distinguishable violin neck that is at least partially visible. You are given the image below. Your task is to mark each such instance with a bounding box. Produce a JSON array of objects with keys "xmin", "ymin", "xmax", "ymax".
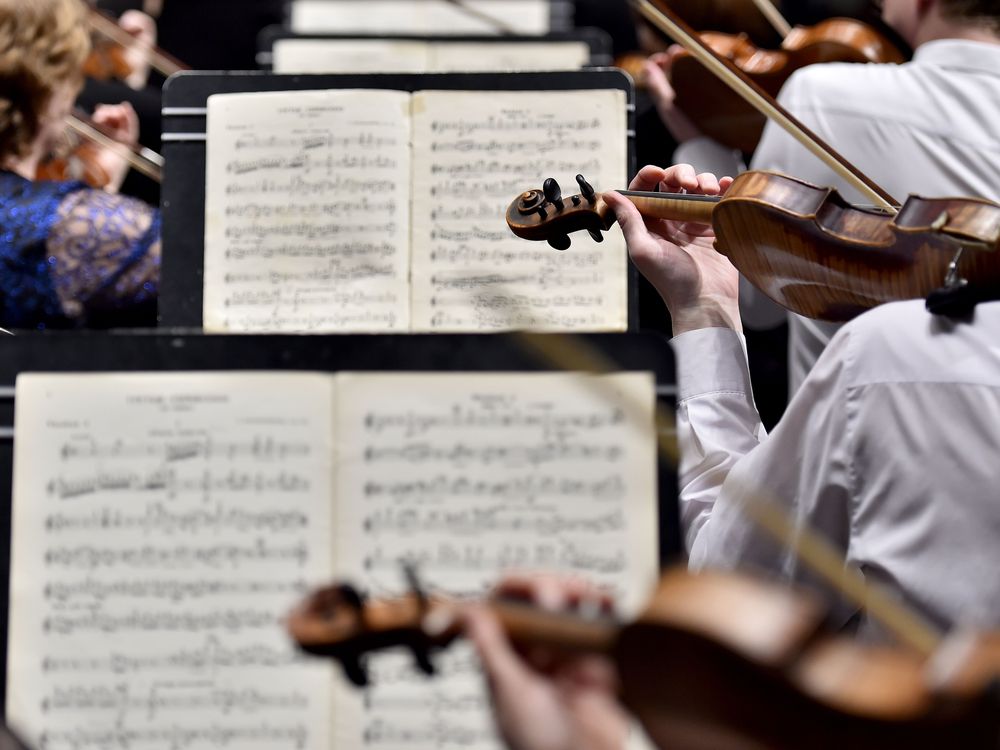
[
  {"xmin": 487, "ymin": 599, "xmax": 621, "ymax": 657},
  {"xmin": 618, "ymin": 190, "xmax": 719, "ymax": 225}
]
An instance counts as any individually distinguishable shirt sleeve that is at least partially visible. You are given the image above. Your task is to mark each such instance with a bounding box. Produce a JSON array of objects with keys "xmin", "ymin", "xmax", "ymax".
[
  {"xmin": 674, "ymin": 325, "xmax": 856, "ymax": 612},
  {"xmin": 673, "ymin": 136, "xmax": 746, "ymax": 177},
  {"xmin": 45, "ymin": 188, "xmax": 161, "ymax": 323}
]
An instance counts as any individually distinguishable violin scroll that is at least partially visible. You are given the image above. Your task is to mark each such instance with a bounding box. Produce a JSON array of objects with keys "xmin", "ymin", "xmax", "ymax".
[{"xmin": 506, "ymin": 175, "xmax": 614, "ymax": 249}]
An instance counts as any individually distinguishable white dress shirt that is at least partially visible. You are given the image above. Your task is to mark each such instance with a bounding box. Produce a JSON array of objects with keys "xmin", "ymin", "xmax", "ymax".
[
  {"xmin": 674, "ymin": 300, "xmax": 1000, "ymax": 639},
  {"xmin": 676, "ymin": 39, "xmax": 1000, "ymax": 393}
]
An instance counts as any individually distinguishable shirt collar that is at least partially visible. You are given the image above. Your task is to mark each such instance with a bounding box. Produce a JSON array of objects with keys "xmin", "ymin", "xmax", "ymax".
[{"xmin": 913, "ymin": 39, "xmax": 1000, "ymax": 75}]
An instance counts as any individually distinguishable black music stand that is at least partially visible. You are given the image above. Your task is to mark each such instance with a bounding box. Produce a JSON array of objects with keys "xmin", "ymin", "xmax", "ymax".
[
  {"xmin": 0, "ymin": 330, "xmax": 680, "ymax": 717},
  {"xmin": 159, "ymin": 69, "xmax": 637, "ymax": 328}
]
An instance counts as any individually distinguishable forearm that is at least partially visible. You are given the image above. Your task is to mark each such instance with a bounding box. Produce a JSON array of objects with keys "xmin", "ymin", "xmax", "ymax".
[{"xmin": 672, "ymin": 327, "xmax": 765, "ymax": 554}]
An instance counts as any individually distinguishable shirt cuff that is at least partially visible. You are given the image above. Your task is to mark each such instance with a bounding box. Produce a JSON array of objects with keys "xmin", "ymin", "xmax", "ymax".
[{"xmin": 671, "ymin": 327, "xmax": 753, "ymax": 402}]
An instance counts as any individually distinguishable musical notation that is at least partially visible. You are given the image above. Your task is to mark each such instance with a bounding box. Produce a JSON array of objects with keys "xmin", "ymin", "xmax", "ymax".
[
  {"xmin": 330, "ymin": 372, "xmax": 658, "ymax": 750},
  {"xmin": 410, "ymin": 90, "xmax": 630, "ymax": 332},
  {"xmin": 10, "ymin": 371, "xmax": 658, "ymax": 750},
  {"xmin": 204, "ymin": 90, "xmax": 411, "ymax": 333},
  {"xmin": 9, "ymin": 373, "xmax": 337, "ymax": 750}
]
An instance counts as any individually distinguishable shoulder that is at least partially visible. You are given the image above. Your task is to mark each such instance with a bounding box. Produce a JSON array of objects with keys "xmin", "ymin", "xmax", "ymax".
[
  {"xmin": 832, "ymin": 299, "xmax": 1000, "ymax": 388},
  {"xmin": 778, "ymin": 60, "xmax": 912, "ymax": 112},
  {"xmin": 0, "ymin": 172, "xmax": 89, "ymax": 249},
  {"xmin": 54, "ymin": 189, "xmax": 160, "ymax": 245}
]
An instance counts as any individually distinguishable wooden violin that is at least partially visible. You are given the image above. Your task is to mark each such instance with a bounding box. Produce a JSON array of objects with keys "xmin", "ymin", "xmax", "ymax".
[
  {"xmin": 645, "ymin": 0, "xmax": 788, "ymax": 46},
  {"xmin": 36, "ymin": 110, "xmax": 163, "ymax": 188},
  {"xmin": 668, "ymin": 18, "xmax": 907, "ymax": 153},
  {"xmin": 506, "ymin": 173, "xmax": 1000, "ymax": 321},
  {"xmin": 288, "ymin": 567, "xmax": 1000, "ymax": 749},
  {"xmin": 85, "ymin": 5, "xmax": 187, "ymax": 81}
]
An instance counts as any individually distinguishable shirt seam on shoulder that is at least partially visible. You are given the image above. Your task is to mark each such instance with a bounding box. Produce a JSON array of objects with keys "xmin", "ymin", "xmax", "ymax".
[{"xmin": 781, "ymin": 105, "xmax": 1000, "ymax": 153}]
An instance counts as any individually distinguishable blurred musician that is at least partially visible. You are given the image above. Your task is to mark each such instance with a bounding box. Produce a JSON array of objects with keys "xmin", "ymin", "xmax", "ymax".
[
  {"xmin": 646, "ymin": 0, "xmax": 1000, "ymax": 394},
  {"xmin": 465, "ymin": 162, "xmax": 1000, "ymax": 750},
  {"xmin": 0, "ymin": 0, "xmax": 160, "ymax": 330}
]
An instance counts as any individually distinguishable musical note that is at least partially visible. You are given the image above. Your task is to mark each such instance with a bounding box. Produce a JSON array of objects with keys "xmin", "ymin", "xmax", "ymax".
[
  {"xmin": 10, "ymin": 371, "xmax": 659, "ymax": 750},
  {"xmin": 9, "ymin": 373, "xmax": 337, "ymax": 750},
  {"xmin": 204, "ymin": 90, "xmax": 411, "ymax": 333},
  {"xmin": 409, "ymin": 90, "xmax": 631, "ymax": 332},
  {"xmin": 329, "ymin": 372, "xmax": 658, "ymax": 750}
]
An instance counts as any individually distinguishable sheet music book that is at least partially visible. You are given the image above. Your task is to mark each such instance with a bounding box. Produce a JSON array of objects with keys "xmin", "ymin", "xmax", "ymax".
[
  {"xmin": 271, "ymin": 38, "xmax": 591, "ymax": 74},
  {"xmin": 7, "ymin": 370, "xmax": 659, "ymax": 750},
  {"xmin": 290, "ymin": 0, "xmax": 553, "ymax": 35},
  {"xmin": 204, "ymin": 88, "xmax": 629, "ymax": 333}
]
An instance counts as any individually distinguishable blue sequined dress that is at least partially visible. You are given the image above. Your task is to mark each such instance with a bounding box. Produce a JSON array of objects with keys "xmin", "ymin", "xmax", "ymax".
[{"xmin": 0, "ymin": 170, "xmax": 160, "ymax": 329}]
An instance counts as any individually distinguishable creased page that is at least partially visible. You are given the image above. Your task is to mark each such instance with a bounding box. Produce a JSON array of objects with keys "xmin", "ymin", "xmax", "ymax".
[
  {"xmin": 272, "ymin": 40, "xmax": 430, "ymax": 74},
  {"xmin": 204, "ymin": 89, "xmax": 411, "ymax": 332},
  {"xmin": 331, "ymin": 371, "xmax": 658, "ymax": 749},
  {"xmin": 7, "ymin": 372, "xmax": 336, "ymax": 750},
  {"xmin": 410, "ymin": 90, "xmax": 629, "ymax": 332},
  {"xmin": 290, "ymin": 0, "xmax": 551, "ymax": 35}
]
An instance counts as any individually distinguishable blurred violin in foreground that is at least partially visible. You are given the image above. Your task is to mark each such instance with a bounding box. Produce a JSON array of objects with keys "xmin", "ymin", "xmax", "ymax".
[
  {"xmin": 506, "ymin": 173, "xmax": 1000, "ymax": 321},
  {"xmin": 288, "ymin": 567, "xmax": 1000, "ymax": 749}
]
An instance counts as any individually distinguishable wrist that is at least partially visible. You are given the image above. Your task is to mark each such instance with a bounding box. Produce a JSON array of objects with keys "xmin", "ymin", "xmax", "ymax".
[{"xmin": 665, "ymin": 296, "xmax": 742, "ymax": 336}]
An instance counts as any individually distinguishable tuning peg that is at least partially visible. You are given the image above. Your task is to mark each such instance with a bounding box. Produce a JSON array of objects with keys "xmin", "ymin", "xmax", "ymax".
[
  {"xmin": 548, "ymin": 235, "xmax": 572, "ymax": 251},
  {"xmin": 335, "ymin": 583, "xmax": 366, "ymax": 612},
  {"xmin": 588, "ymin": 229, "xmax": 604, "ymax": 243},
  {"xmin": 576, "ymin": 174, "xmax": 597, "ymax": 204},
  {"xmin": 543, "ymin": 178, "xmax": 564, "ymax": 209},
  {"xmin": 340, "ymin": 655, "xmax": 370, "ymax": 687}
]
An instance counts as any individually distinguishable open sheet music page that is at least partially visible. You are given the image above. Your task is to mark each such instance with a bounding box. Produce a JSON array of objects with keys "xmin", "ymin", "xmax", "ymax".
[
  {"xmin": 428, "ymin": 41, "xmax": 590, "ymax": 71},
  {"xmin": 290, "ymin": 0, "xmax": 551, "ymax": 35},
  {"xmin": 410, "ymin": 90, "xmax": 629, "ymax": 331},
  {"xmin": 272, "ymin": 40, "xmax": 590, "ymax": 74},
  {"xmin": 272, "ymin": 40, "xmax": 431, "ymax": 74},
  {"xmin": 7, "ymin": 373, "xmax": 336, "ymax": 750},
  {"xmin": 204, "ymin": 90, "xmax": 412, "ymax": 332},
  {"xmin": 330, "ymin": 372, "xmax": 658, "ymax": 749}
]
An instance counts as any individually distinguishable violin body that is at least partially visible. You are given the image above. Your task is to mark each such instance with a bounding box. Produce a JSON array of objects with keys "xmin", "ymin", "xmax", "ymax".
[
  {"xmin": 646, "ymin": 0, "xmax": 785, "ymax": 47},
  {"xmin": 82, "ymin": 37, "xmax": 134, "ymax": 81},
  {"xmin": 619, "ymin": 572, "xmax": 1000, "ymax": 750},
  {"xmin": 669, "ymin": 19, "xmax": 906, "ymax": 153},
  {"xmin": 288, "ymin": 567, "xmax": 1000, "ymax": 749},
  {"xmin": 36, "ymin": 141, "xmax": 111, "ymax": 188},
  {"xmin": 712, "ymin": 171, "xmax": 1000, "ymax": 320}
]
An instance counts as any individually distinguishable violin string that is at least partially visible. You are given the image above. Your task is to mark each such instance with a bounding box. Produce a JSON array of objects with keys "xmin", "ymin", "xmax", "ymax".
[
  {"xmin": 750, "ymin": 0, "xmax": 793, "ymax": 38},
  {"xmin": 512, "ymin": 331, "xmax": 943, "ymax": 658},
  {"xmin": 628, "ymin": 0, "xmax": 900, "ymax": 213}
]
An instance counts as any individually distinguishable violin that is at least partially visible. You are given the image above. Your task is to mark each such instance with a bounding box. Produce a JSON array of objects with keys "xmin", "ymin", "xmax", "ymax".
[
  {"xmin": 85, "ymin": 6, "xmax": 187, "ymax": 80},
  {"xmin": 82, "ymin": 36, "xmax": 134, "ymax": 82},
  {"xmin": 645, "ymin": 0, "xmax": 787, "ymax": 47},
  {"xmin": 668, "ymin": 18, "xmax": 907, "ymax": 153},
  {"xmin": 36, "ymin": 111, "xmax": 163, "ymax": 189},
  {"xmin": 288, "ymin": 566, "xmax": 1000, "ymax": 749},
  {"xmin": 505, "ymin": 172, "xmax": 1000, "ymax": 321}
]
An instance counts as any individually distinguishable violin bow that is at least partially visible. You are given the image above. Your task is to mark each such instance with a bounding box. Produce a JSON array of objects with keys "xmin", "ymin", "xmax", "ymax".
[
  {"xmin": 87, "ymin": 6, "xmax": 188, "ymax": 78},
  {"xmin": 751, "ymin": 0, "xmax": 792, "ymax": 38},
  {"xmin": 513, "ymin": 332, "xmax": 941, "ymax": 658},
  {"xmin": 628, "ymin": 0, "xmax": 900, "ymax": 212},
  {"xmin": 66, "ymin": 112, "xmax": 164, "ymax": 183}
]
